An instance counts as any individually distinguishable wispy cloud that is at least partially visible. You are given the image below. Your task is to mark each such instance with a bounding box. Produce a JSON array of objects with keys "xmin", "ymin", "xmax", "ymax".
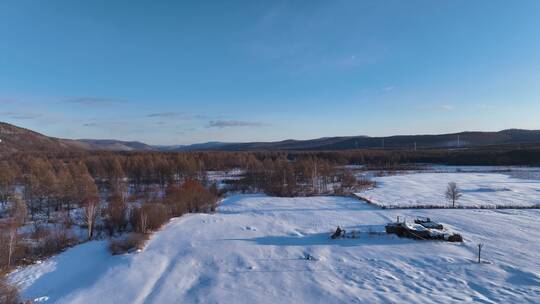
[
  {"xmin": 441, "ymin": 104, "xmax": 454, "ymax": 111},
  {"xmin": 0, "ymin": 111, "xmax": 42, "ymax": 120},
  {"xmin": 147, "ymin": 112, "xmax": 189, "ymax": 118},
  {"xmin": 147, "ymin": 112, "xmax": 211, "ymax": 120},
  {"xmin": 0, "ymin": 98, "xmax": 16, "ymax": 105},
  {"xmin": 64, "ymin": 97, "xmax": 125, "ymax": 106},
  {"xmin": 416, "ymin": 103, "xmax": 456, "ymax": 112},
  {"xmin": 207, "ymin": 120, "xmax": 266, "ymax": 128}
]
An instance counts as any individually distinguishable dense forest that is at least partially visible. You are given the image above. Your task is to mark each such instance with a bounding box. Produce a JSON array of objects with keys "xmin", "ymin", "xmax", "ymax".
[{"xmin": 0, "ymin": 150, "xmax": 353, "ymax": 275}]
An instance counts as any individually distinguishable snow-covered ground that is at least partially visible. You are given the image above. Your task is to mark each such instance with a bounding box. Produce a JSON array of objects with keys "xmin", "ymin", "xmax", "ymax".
[
  {"xmin": 356, "ymin": 172, "xmax": 540, "ymax": 208},
  {"xmin": 10, "ymin": 195, "xmax": 540, "ymax": 303},
  {"xmin": 206, "ymin": 169, "xmax": 244, "ymax": 189}
]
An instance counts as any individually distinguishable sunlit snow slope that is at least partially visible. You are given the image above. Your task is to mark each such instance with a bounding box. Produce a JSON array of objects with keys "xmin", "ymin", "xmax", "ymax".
[{"xmin": 10, "ymin": 195, "xmax": 540, "ymax": 303}]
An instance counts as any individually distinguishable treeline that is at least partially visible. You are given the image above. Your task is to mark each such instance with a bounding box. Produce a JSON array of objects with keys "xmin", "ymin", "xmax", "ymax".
[
  {"xmin": 1, "ymin": 147, "xmax": 537, "ymax": 206},
  {"xmin": 0, "ymin": 152, "xmax": 223, "ymax": 273},
  {"xmin": 234, "ymin": 157, "xmax": 370, "ymax": 196},
  {"xmin": 1, "ymin": 147, "xmax": 538, "ymax": 216},
  {"xmin": 1, "ymin": 146, "xmax": 538, "ymax": 268},
  {"xmin": 108, "ymin": 179, "xmax": 220, "ymax": 255},
  {"xmin": 281, "ymin": 147, "xmax": 540, "ymax": 166},
  {"xmin": 3, "ymin": 145, "xmax": 540, "ymax": 180}
]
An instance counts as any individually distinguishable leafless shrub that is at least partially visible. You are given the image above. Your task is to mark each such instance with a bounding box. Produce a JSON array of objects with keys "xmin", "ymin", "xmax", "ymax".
[
  {"xmin": 30, "ymin": 226, "xmax": 78, "ymax": 259},
  {"xmin": 130, "ymin": 203, "xmax": 170, "ymax": 234},
  {"xmin": 0, "ymin": 274, "xmax": 19, "ymax": 304},
  {"xmin": 109, "ymin": 233, "xmax": 148, "ymax": 255},
  {"xmin": 357, "ymin": 177, "xmax": 376, "ymax": 191},
  {"xmin": 104, "ymin": 192, "xmax": 128, "ymax": 236},
  {"xmin": 164, "ymin": 180, "xmax": 218, "ymax": 216},
  {"xmin": 341, "ymin": 171, "xmax": 357, "ymax": 189}
]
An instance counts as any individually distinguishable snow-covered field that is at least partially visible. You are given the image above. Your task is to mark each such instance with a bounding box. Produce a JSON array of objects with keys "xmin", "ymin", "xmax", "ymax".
[
  {"xmin": 356, "ymin": 172, "xmax": 540, "ymax": 208},
  {"xmin": 10, "ymin": 195, "xmax": 540, "ymax": 303},
  {"xmin": 206, "ymin": 169, "xmax": 244, "ymax": 189}
]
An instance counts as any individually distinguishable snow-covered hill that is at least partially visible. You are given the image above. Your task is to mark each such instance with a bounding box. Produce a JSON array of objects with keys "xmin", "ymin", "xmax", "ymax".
[{"xmin": 10, "ymin": 195, "xmax": 540, "ymax": 303}]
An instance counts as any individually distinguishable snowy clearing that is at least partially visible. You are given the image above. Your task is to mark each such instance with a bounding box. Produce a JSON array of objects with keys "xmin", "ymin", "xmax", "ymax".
[
  {"xmin": 10, "ymin": 195, "xmax": 540, "ymax": 303},
  {"xmin": 356, "ymin": 172, "xmax": 540, "ymax": 208}
]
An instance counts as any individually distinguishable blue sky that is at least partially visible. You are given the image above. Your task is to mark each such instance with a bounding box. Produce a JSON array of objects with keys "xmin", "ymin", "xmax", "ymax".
[{"xmin": 1, "ymin": 0, "xmax": 540, "ymax": 145}]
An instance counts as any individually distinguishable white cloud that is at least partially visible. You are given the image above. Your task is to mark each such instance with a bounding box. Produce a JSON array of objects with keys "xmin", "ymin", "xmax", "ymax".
[
  {"xmin": 0, "ymin": 111, "xmax": 42, "ymax": 120},
  {"xmin": 207, "ymin": 120, "xmax": 266, "ymax": 128}
]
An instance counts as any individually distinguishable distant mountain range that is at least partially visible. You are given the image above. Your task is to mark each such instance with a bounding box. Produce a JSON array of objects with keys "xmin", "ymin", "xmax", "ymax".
[
  {"xmin": 62, "ymin": 139, "xmax": 156, "ymax": 152},
  {"xmin": 170, "ymin": 129, "xmax": 540, "ymax": 151},
  {"xmin": 1, "ymin": 121, "xmax": 540, "ymax": 154}
]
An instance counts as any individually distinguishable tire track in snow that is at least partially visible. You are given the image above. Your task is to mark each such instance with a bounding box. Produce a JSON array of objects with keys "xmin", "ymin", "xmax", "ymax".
[{"xmin": 138, "ymin": 252, "xmax": 196, "ymax": 304}]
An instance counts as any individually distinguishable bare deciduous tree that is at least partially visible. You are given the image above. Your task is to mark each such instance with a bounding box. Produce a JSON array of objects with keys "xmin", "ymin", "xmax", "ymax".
[
  {"xmin": 84, "ymin": 199, "xmax": 99, "ymax": 240},
  {"xmin": 341, "ymin": 171, "xmax": 357, "ymax": 190},
  {"xmin": 0, "ymin": 274, "xmax": 20, "ymax": 304},
  {"xmin": 4, "ymin": 198, "xmax": 27, "ymax": 270},
  {"xmin": 445, "ymin": 182, "xmax": 462, "ymax": 207},
  {"xmin": 139, "ymin": 210, "xmax": 148, "ymax": 234},
  {"xmin": 0, "ymin": 162, "xmax": 15, "ymax": 207},
  {"xmin": 105, "ymin": 192, "xmax": 127, "ymax": 235}
]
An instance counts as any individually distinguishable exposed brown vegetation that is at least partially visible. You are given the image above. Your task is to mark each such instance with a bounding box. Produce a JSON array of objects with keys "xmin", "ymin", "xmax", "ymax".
[
  {"xmin": 109, "ymin": 233, "xmax": 148, "ymax": 255},
  {"xmin": 0, "ymin": 151, "xmax": 226, "ymax": 270},
  {"xmin": 0, "ymin": 145, "xmax": 538, "ymax": 273},
  {"xmin": 0, "ymin": 273, "xmax": 19, "ymax": 304}
]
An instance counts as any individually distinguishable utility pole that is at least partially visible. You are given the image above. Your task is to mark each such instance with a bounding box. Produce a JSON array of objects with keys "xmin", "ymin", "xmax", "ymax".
[
  {"xmin": 414, "ymin": 142, "xmax": 417, "ymax": 151},
  {"xmin": 478, "ymin": 243, "xmax": 484, "ymax": 263},
  {"xmin": 457, "ymin": 135, "xmax": 460, "ymax": 148},
  {"xmin": 382, "ymin": 138, "xmax": 385, "ymax": 149}
]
